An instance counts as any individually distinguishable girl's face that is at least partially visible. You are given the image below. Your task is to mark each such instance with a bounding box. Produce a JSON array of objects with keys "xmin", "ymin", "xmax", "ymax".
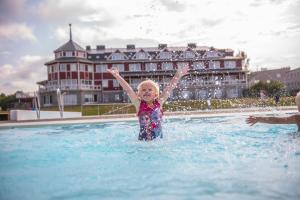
[{"xmin": 138, "ymin": 83, "xmax": 157, "ymax": 102}]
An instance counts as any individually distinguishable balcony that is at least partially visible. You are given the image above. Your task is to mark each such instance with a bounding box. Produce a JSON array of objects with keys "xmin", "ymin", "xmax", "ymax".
[{"xmin": 39, "ymin": 84, "xmax": 102, "ymax": 92}]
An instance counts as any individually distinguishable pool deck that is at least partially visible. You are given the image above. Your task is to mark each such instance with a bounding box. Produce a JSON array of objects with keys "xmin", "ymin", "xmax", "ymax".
[{"xmin": 0, "ymin": 106, "xmax": 297, "ymax": 128}]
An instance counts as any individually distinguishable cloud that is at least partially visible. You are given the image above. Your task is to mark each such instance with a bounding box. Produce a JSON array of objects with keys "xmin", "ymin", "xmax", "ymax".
[
  {"xmin": 201, "ymin": 18, "xmax": 224, "ymax": 27},
  {"xmin": 0, "ymin": 23, "xmax": 37, "ymax": 42},
  {"xmin": 0, "ymin": 0, "xmax": 26, "ymax": 23},
  {"xmin": 0, "ymin": 55, "xmax": 49, "ymax": 94},
  {"xmin": 159, "ymin": 0, "xmax": 186, "ymax": 12}
]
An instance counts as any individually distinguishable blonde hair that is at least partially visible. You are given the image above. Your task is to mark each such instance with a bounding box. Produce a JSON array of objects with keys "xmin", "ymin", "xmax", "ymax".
[{"xmin": 137, "ymin": 79, "xmax": 160, "ymax": 97}]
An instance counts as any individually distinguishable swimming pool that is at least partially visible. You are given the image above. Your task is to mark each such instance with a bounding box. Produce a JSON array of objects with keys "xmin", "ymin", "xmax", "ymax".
[{"xmin": 0, "ymin": 116, "xmax": 300, "ymax": 200}]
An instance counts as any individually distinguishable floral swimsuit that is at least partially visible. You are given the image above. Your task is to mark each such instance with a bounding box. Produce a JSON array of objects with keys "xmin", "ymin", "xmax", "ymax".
[{"xmin": 137, "ymin": 100, "xmax": 163, "ymax": 140}]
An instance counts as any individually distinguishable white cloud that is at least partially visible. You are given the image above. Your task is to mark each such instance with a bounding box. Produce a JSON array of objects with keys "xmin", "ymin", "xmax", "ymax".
[
  {"xmin": 0, "ymin": 55, "xmax": 49, "ymax": 94},
  {"xmin": 0, "ymin": 23, "xmax": 37, "ymax": 42}
]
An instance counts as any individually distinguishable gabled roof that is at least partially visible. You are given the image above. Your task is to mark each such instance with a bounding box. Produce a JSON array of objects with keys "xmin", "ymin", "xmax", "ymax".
[{"xmin": 54, "ymin": 40, "xmax": 85, "ymax": 53}]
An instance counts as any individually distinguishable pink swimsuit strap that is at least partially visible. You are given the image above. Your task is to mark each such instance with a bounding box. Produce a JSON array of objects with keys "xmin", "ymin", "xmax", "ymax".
[{"xmin": 137, "ymin": 100, "xmax": 163, "ymax": 116}]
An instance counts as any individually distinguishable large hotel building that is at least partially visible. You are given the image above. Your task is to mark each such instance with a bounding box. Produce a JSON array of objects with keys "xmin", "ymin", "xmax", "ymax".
[{"xmin": 38, "ymin": 25, "xmax": 249, "ymax": 106}]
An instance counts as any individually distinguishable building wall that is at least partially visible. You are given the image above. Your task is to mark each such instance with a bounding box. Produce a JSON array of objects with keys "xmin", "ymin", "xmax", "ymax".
[
  {"xmin": 248, "ymin": 67, "xmax": 300, "ymax": 93},
  {"xmin": 38, "ymin": 43, "xmax": 248, "ymax": 106}
]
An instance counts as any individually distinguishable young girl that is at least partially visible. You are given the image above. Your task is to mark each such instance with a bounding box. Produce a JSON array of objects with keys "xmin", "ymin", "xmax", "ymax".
[{"xmin": 107, "ymin": 65, "xmax": 189, "ymax": 140}]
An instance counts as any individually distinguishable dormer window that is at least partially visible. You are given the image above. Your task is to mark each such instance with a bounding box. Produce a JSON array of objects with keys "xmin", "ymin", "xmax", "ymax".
[
  {"xmin": 110, "ymin": 52, "xmax": 127, "ymax": 60},
  {"xmin": 157, "ymin": 51, "xmax": 172, "ymax": 59},
  {"xmin": 134, "ymin": 51, "xmax": 148, "ymax": 60},
  {"xmin": 181, "ymin": 51, "xmax": 195, "ymax": 59},
  {"xmin": 205, "ymin": 51, "xmax": 222, "ymax": 58}
]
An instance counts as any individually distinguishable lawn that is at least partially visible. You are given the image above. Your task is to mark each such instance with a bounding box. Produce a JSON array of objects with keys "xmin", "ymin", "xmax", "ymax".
[{"xmin": 41, "ymin": 97, "xmax": 296, "ymax": 116}]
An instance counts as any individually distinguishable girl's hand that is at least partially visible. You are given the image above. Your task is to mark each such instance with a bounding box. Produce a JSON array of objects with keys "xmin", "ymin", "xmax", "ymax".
[
  {"xmin": 246, "ymin": 116, "xmax": 258, "ymax": 126},
  {"xmin": 176, "ymin": 65, "xmax": 190, "ymax": 77},
  {"xmin": 107, "ymin": 67, "xmax": 119, "ymax": 76}
]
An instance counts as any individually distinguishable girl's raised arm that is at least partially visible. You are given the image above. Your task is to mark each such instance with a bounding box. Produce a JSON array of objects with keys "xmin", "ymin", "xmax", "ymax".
[
  {"xmin": 160, "ymin": 65, "xmax": 189, "ymax": 104},
  {"xmin": 107, "ymin": 68, "xmax": 140, "ymax": 110}
]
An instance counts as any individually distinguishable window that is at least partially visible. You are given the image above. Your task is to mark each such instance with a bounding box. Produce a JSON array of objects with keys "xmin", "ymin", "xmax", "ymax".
[
  {"xmin": 129, "ymin": 63, "xmax": 141, "ymax": 71},
  {"xmin": 66, "ymin": 51, "xmax": 73, "ymax": 57},
  {"xmin": 87, "ymin": 65, "xmax": 93, "ymax": 72},
  {"xmin": 111, "ymin": 53, "xmax": 126, "ymax": 60},
  {"xmin": 96, "ymin": 64, "xmax": 108, "ymax": 72},
  {"xmin": 63, "ymin": 94, "xmax": 77, "ymax": 105},
  {"xmin": 193, "ymin": 62, "xmax": 205, "ymax": 69},
  {"xmin": 206, "ymin": 51, "xmax": 220, "ymax": 58},
  {"xmin": 115, "ymin": 94, "xmax": 120, "ymax": 101},
  {"xmin": 80, "ymin": 64, "xmax": 85, "ymax": 72},
  {"xmin": 177, "ymin": 62, "xmax": 189, "ymax": 69},
  {"xmin": 209, "ymin": 61, "xmax": 220, "ymax": 69},
  {"xmin": 145, "ymin": 63, "xmax": 157, "ymax": 71},
  {"xmin": 102, "ymin": 80, "xmax": 108, "ymax": 88},
  {"xmin": 84, "ymin": 94, "xmax": 94, "ymax": 103},
  {"xmin": 113, "ymin": 80, "xmax": 119, "ymax": 87},
  {"xmin": 70, "ymin": 64, "xmax": 77, "ymax": 71},
  {"xmin": 135, "ymin": 52, "xmax": 147, "ymax": 59},
  {"xmin": 182, "ymin": 51, "xmax": 195, "ymax": 59},
  {"xmin": 158, "ymin": 51, "xmax": 172, "ymax": 59},
  {"xmin": 44, "ymin": 95, "xmax": 52, "ymax": 105},
  {"xmin": 161, "ymin": 62, "xmax": 173, "ymax": 70},
  {"xmin": 53, "ymin": 65, "xmax": 59, "ymax": 72},
  {"xmin": 112, "ymin": 64, "xmax": 124, "ymax": 72},
  {"xmin": 59, "ymin": 64, "xmax": 66, "ymax": 72},
  {"xmin": 224, "ymin": 61, "xmax": 236, "ymax": 69}
]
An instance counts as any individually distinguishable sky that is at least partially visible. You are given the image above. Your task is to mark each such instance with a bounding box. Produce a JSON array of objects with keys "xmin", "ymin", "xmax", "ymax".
[{"xmin": 0, "ymin": 0, "xmax": 300, "ymax": 94}]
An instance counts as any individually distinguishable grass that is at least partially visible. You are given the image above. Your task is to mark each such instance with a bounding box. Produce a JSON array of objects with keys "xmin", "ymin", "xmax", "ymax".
[{"xmin": 41, "ymin": 97, "xmax": 296, "ymax": 116}]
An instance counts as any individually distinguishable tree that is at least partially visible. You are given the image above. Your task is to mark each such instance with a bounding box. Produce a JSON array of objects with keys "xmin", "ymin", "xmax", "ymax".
[
  {"xmin": 245, "ymin": 81, "xmax": 286, "ymax": 97},
  {"xmin": 0, "ymin": 93, "xmax": 17, "ymax": 110}
]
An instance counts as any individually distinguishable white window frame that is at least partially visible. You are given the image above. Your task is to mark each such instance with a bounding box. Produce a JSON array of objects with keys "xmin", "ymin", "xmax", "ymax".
[
  {"xmin": 59, "ymin": 64, "xmax": 67, "ymax": 72},
  {"xmin": 158, "ymin": 51, "xmax": 172, "ymax": 59},
  {"xmin": 111, "ymin": 53, "xmax": 126, "ymax": 60},
  {"xmin": 224, "ymin": 61, "xmax": 236, "ymax": 69},
  {"xmin": 53, "ymin": 64, "xmax": 59, "ymax": 72},
  {"xmin": 79, "ymin": 64, "xmax": 85, "ymax": 72},
  {"xmin": 102, "ymin": 80, "xmax": 108, "ymax": 88},
  {"xmin": 182, "ymin": 51, "xmax": 195, "ymax": 59},
  {"xmin": 193, "ymin": 62, "xmax": 205, "ymax": 70},
  {"xmin": 96, "ymin": 64, "xmax": 108, "ymax": 72},
  {"xmin": 161, "ymin": 62, "xmax": 173, "ymax": 70},
  {"xmin": 112, "ymin": 64, "xmax": 124, "ymax": 72},
  {"xmin": 177, "ymin": 62, "xmax": 189, "ymax": 69},
  {"xmin": 129, "ymin": 63, "xmax": 141, "ymax": 71},
  {"xmin": 87, "ymin": 65, "xmax": 93, "ymax": 72},
  {"xmin": 113, "ymin": 80, "xmax": 119, "ymax": 87},
  {"xmin": 135, "ymin": 52, "xmax": 147, "ymax": 60},
  {"xmin": 115, "ymin": 94, "xmax": 120, "ymax": 101},
  {"xmin": 63, "ymin": 94, "xmax": 77, "ymax": 105},
  {"xmin": 145, "ymin": 63, "xmax": 157, "ymax": 71},
  {"xmin": 70, "ymin": 64, "xmax": 77, "ymax": 72},
  {"xmin": 209, "ymin": 61, "xmax": 220, "ymax": 69}
]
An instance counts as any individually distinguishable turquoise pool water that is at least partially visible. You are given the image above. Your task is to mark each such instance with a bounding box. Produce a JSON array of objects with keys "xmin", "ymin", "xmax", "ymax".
[{"xmin": 0, "ymin": 116, "xmax": 300, "ymax": 200}]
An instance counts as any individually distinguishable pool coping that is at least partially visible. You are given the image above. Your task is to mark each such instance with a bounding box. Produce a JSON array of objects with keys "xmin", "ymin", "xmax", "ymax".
[{"xmin": 0, "ymin": 106, "xmax": 297, "ymax": 128}]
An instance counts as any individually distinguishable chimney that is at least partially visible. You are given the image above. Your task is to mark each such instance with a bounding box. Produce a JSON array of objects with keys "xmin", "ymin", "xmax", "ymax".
[
  {"xmin": 86, "ymin": 45, "xmax": 91, "ymax": 50},
  {"xmin": 96, "ymin": 45, "xmax": 105, "ymax": 50},
  {"xmin": 126, "ymin": 44, "xmax": 135, "ymax": 50},
  {"xmin": 187, "ymin": 43, "xmax": 197, "ymax": 48},
  {"xmin": 158, "ymin": 43, "xmax": 167, "ymax": 49}
]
